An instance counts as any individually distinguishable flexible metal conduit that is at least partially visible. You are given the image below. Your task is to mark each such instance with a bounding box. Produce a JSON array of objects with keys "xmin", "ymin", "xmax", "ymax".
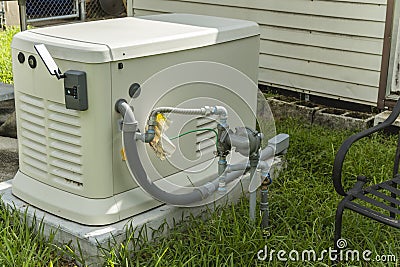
[{"xmin": 144, "ymin": 106, "xmax": 228, "ymax": 143}]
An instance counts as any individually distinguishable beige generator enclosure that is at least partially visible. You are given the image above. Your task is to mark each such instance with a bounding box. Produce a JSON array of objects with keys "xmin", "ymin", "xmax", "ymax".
[{"xmin": 10, "ymin": 14, "xmax": 262, "ymax": 225}]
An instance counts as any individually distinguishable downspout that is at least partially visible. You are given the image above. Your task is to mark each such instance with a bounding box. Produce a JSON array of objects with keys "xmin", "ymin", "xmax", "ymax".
[
  {"xmin": 377, "ymin": 0, "xmax": 395, "ymax": 109},
  {"xmin": 18, "ymin": 0, "xmax": 27, "ymax": 31}
]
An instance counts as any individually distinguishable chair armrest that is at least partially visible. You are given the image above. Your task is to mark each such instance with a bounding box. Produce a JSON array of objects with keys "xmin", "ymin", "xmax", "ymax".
[{"xmin": 333, "ymin": 99, "xmax": 400, "ymax": 196}]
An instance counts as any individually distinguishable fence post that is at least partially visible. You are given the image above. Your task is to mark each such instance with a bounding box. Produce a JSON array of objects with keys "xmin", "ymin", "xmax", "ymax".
[
  {"xmin": 127, "ymin": 0, "xmax": 133, "ymax": 16},
  {"xmin": 18, "ymin": 0, "xmax": 27, "ymax": 31},
  {"xmin": 1, "ymin": 1, "xmax": 5, "ymax": 28},
  {"xmin": 79, "ymin": 0, "xmax": 85, "ymax": 21}
]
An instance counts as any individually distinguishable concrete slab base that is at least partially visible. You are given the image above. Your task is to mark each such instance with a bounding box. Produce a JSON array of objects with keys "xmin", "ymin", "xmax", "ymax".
[
  {"xmin": 374, "ymin": 110, "xmax": 400, "ymax": 127},
  {"xmin": 0, "ymin": 157, "xmax": 284, "ymax": 266}
]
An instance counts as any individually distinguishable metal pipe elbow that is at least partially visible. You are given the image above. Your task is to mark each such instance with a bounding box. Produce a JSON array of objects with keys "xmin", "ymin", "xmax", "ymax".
[{"xmin": 213, "ymin": 106, "xmax": 228, "ymax": 125}]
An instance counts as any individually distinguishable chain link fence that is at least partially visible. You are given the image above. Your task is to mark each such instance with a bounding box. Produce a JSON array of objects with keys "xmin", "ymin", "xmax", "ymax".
[
  {"xmin": 0, "ymin": 1, "xmax": 5, "ymax": 29},
  {"xmin": 26, "ymin": 0, "xmax": 80, "ymax": 22},
  {"xmin": 85, "ymin": 0, "xmax": 126, "ymax": 21},
  {"xmin": 26, "ymin": 0, "xmax": 127, "ymax": 22},
  {"xmin": 0, "ymin": 0, "xmax": 127, "ymax": 29}
]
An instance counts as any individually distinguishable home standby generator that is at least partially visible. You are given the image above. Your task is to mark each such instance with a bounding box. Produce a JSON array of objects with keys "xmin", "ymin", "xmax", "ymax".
[{"xmin": 10, "ymin": 14, "xmax": 282, "ymax": 225}]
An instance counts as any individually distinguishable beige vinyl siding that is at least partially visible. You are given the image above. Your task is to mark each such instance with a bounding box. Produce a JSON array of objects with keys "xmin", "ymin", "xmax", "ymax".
[{"xmin": 133, "ymin": 0, "xmax": 387, "ymax": 105}]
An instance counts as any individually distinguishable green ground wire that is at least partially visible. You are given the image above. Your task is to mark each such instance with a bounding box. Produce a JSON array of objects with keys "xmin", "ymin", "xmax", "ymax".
[{"xmin": 170, "ymin": 128, "xmax": 218, "ymax": 145}]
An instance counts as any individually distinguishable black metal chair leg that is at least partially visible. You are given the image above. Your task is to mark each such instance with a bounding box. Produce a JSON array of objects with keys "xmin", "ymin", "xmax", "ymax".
[
  {"xmin": 390, "ymin": 182, "xmax": 397, "ymax": 219},
  {"xmin": 333, "ymin": 199, "xmax": 347, "ymax": 264},
  {"xmin": 390, "ymin": 192, "xmax": 396, "ymax": 219},
  {"xmin": 391, "ymin": 135, "xmax": 400, "ymax": 218}
]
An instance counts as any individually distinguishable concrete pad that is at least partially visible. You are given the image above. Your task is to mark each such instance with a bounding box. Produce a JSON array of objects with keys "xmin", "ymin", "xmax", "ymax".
[
  {"xmin": 0, "ymin": 157, "xmax": 285, "ymax": 266},
  {"xmin": 0, "ymin": 136, "xmax": 18, "ymax": 182},
  {"xmin": 0, "ymin": 83, "xmax": 14, "ymax": 102},
  {"xmin": 374, "ymin": 110, "xmax": 400, "ymax": 127}
]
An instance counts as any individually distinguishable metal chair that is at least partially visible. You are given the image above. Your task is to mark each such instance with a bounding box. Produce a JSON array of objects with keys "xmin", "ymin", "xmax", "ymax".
[{"xmin": 332, "ymin": 99, "xmax": 400, "ymax": 252}]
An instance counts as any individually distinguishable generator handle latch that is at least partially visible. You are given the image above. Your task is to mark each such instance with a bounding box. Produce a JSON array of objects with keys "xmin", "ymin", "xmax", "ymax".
[
  {"xmin": 34, "ymin": 44, "xmax": 66, "ymax": 79},
  {"xmin": 34, "ymin": 44, "xmax": 88, "ymax": 111}
]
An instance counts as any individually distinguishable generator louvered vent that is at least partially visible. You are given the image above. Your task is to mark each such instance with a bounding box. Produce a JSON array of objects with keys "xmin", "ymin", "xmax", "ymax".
[
  {"xmin": 195, "ymin": 116, "xmax": 217, "ymax": 158},
  {"xmin": 18, "ymin": 92, "xmax": 83, "ymax": 188}
]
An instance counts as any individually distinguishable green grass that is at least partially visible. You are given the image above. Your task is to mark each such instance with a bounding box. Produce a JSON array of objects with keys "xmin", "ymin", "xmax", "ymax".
[
  {"xmin": 0, "ymin": 27, "xmax": 19, "ymax": 84},
  {"xmin": 0, "ymin": 202, "xmax": 66, "ymax": 266}
]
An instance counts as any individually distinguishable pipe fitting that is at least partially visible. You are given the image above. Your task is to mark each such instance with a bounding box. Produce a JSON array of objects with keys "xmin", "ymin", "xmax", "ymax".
[
  {"xmin": 217, "ymin": 124, "xmax": 231, "ymax": 157},
  {"xmin": 201, "ymin": 106, "xmax": 213, "ymax": 116},
  {"xmin": 212, "ymin": 105, "xmax": 228, "ymax": 118},
  {"xmin": 261, "ymin": 173, "xmax": 272, "ymax": 189},
  {"xmin": 144, "ymin": 127, "xmax": 155, "ymax": 143},
  {"xmin": 135, "ymin": 130, "xmax": 158, "ymax": 144},
  {"xmin": 260, "ymin": 172, "xmax": 271, "ymax": 229},
  {"xmin": 212, "ymin": 106, "xmax": 228, "ymax": 126},
  {"xmin": 116, "ymin": 100, "xmax": 138, "ymax": 133},
  {"xmin": 195, "ymin": 182, "xmax": 217, "ymax": 199},
  {"xmin": 226, "ymin": 127, "xmax": 262, "ymax": 157},
  {"xmin": 115, "ymin": 99, "xmax": 128, "ymax": 113}
]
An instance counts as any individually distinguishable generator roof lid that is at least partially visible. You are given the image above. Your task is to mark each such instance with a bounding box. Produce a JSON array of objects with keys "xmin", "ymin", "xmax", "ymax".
[{"xmin": 12, "ymin": 14, "xmax": 259, "ymax": 63}]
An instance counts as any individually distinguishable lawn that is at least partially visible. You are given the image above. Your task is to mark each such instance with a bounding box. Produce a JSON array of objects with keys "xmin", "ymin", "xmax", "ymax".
[
  {"xmin": 0, "ymin": 27, "xmax": 18, "ymax": 84},
  {"xmin": 1, "ymin": 27, "xmax": 399, "ymax": 266}
]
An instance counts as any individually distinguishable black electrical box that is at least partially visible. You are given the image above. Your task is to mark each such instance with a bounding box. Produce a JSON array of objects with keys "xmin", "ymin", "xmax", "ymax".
[{"xmin": 64, "ymin": 70, "xmax": 88, "ymax": 111}]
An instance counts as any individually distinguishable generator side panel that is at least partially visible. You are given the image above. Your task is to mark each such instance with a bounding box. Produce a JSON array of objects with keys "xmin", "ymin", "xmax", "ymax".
[
  {"xmin": 12, "ymin": 48, "xmax": 114, "ymax": 199},
  {"xmin": 111, "ymin": 36, "xmax": 260, "ymax": 195}
]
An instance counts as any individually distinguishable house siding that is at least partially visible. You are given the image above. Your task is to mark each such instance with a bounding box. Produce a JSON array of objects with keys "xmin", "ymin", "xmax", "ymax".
[{"xmin": 133, "ymin": 0, "xmax": 387, "ymax": 105}]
